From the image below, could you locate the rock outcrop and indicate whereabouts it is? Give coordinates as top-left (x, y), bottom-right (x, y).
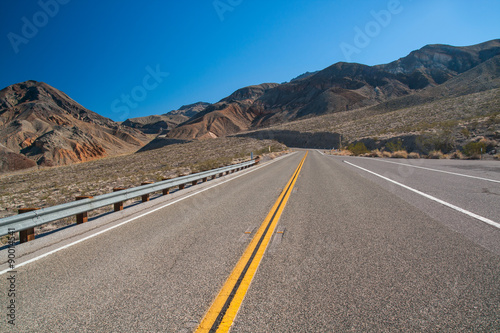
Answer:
top-left (121, 102), bottom-right (210, 134)
top-left (0, 80), bottom-right (149, 171)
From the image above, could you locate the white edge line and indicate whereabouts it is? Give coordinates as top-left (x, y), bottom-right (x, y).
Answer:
top-left (358, 157), bottom-right (500, 184)
top-left (343, 160), bottom-right (500, 230)
top-left (0, 153), bottom-right (297, 276)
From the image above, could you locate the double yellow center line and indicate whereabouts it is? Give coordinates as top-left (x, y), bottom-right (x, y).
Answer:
top-left (196, 151), bottom-right (308, 332)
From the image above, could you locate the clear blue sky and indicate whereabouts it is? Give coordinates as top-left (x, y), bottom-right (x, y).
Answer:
top-left (1, 0), bottom-right (499, 121)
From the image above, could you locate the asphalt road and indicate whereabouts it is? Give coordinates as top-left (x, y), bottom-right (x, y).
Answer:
top-left (1, 150), bottom-right (499, 332)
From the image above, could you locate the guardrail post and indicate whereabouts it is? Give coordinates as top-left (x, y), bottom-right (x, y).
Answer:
top-left (113, 187), bottom-right (126, 211)
top-left (141, 182), bottom-right (154, 202)
top-left (202, 177), bottom-right (208, 183)
top-left (192, 180), bottom-right (198, 186)
top-left (161, 177), bottom-right (171, 195)
top-left (255, 156), bottom-right (261, 165)
top-left (179, 184), bottom-right (185, 190)
top-left (211, 175), bottom-right (217, 180)
top-left (18, 208), bottom-right (39, 243)
top-left (75, 196), bottom-right (93, 224)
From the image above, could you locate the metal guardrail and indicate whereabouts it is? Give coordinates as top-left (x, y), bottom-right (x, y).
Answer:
top-left (0, 159), bottom-right (257, 238)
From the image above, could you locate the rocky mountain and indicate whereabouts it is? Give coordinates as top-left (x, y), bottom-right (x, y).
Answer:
top-left (121, 115), bottom-right (180, 135)
top-left (168, 102), bottom-right (210, 118)
top-left (290, 71), bottom-right (319, 82)
top-left (0, 80), bottom-right (149, 172)
top-left (166, 83), bottom-right (279, 140)
top-left (379, 39), bottom-right (500, 79)
top-left (370, 54), bottom-right (500, 114)
top-left (121, 102), bottom-right (209, 134)
top-left (166, 39), bottom-right (500, 140)
top-left (237, 50), bottom-right (500, 152)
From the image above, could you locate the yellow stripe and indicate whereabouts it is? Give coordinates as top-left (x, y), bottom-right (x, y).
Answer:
top-left (196, 151), bottom-right (308, 332)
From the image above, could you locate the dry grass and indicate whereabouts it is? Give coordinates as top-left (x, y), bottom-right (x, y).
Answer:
top-left (448, 151), bottom-right (465, 159)
top-left (391, 150), bottom-right (408, 159)
top-left (427, 150), bottom-right (446, 159)
top-left (408, 152), bottom-right (420, 159)
top-left (332, 150), bottom-right (353, 156)
top-left (0, 137), bottom-right (287, 238)
top-left (467, 153), bottom-right (482, 160)
top-left (382, 151), bottom-right (392, 158)
top-left (362, 149), bottom-right (383, 158)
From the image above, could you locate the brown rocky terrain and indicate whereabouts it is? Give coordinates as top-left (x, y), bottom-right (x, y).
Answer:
top-left (0, 80), bottom-right (150, 171)
top-left (121, 102), bottom-right (209, 134)
top-left (166, 83), bottom-right (279, 139)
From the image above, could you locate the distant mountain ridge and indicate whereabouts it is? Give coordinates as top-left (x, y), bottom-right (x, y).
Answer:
top-left (161, 39), bottom-right (500, 140)
top-left (0, 80), bottom-right (149, 172)
top-left (168, 102), bottom-right (210, 118)
top-left (121, 102), bottom-right (209, 134)
top-left (165, 83), bottom-right (280, 140)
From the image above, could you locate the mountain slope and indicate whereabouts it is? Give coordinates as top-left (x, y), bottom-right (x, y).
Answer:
top-left (370, 54), bottom-right (500, 113)
top-left (236, 58), bottom-right (500, 152)
top-left (167, 83), bottom-right (279, 139)
top-left (121, 102), bottom-right (209, 134)
top-left (0, 80), bottom-right (149, 170)
top-left (167, 39), bottom-right (500, 140)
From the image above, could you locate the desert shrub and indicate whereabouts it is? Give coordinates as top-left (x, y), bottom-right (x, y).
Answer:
top-left (494, 154), bottom-right (500, 160)
top-left (480, 138), bottom-right (498, 151)
top-left (487, 113), bottom-right (500, 125)
top-left (369, 149), bottom-right (383, 157)
top-left (428, 150), bottom-right (445, 159)
top-left (417, 132), bottom-right (455, 154)
top-left (386, 139), bottom-right (404, 152)
top-left (460, 128), bottom-right (470, 138)
top-left (463, 141), bottom-right (487, 157)
top-left (382, 151), bottom-right (392, 158)
top-left (449, 150), bottom-right (464, 159)
top-left (253, 144), bottom-right (284, 155)
top-left (192, 157), bottom-right (232, 172)
top-left (334, 149), bottom-right (353, 156)
top-left (408, 152), bottom-right (420, 159)
top-left (361, 150), bottom-right (382, 157)
top-left (347, 142), bottom-right (369, 156)
top-left (391, 150), bottom-right (408, 158)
